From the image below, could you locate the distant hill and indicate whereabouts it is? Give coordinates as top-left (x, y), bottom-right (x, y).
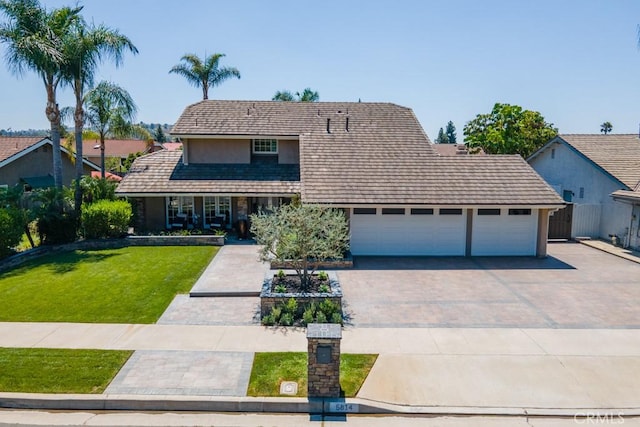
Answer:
top-left (0, 129), bottom-right (49, 137)
top-left (0, 122), bottom-right (174, 138)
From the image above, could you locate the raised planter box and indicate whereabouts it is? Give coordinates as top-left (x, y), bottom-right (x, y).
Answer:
top-left (127, 235), bottom-right (225, 246)
top-left (260, 271), bottom-right (342, 316)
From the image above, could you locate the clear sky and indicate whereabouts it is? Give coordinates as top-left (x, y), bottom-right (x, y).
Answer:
top-left (1, 0), bottom-right (640, 140)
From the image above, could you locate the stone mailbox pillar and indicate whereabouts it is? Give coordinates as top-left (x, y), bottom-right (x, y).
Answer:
top-left (307, 323), bottom-right (342, 397)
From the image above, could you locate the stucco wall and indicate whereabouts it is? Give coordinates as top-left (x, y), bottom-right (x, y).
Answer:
top-left (187, 139), bottom-right (250, 164)
top-left (0, 147), bottom-right (94, 187)
top-left (529, 142), bottom-right (631, 240)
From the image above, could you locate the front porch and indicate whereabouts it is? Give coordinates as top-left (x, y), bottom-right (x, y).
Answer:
top-left (131, 195), bottom-right (293, 234)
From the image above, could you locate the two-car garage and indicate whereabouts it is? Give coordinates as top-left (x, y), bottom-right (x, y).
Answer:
top-left (349, 207), bottom-right (540, 256)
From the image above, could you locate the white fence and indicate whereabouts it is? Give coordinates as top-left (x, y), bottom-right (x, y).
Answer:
top-left (571, 204), bottom-right (601, 238)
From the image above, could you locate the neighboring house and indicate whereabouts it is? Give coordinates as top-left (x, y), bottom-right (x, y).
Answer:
top-left (81, 139), bottom-right (155, 172)
top-left (116, 101), bottom-right (564, 257)
top-left (431, 143), bottom-right (484, 156)
top-left (161, 142), bottom-right (183, 151)
top-left (528, 134), bottom-right (640, 250)
top-left (0, 136), bottom-right (99, 189)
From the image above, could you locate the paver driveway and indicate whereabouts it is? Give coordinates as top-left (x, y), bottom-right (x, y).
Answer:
top-left (339, 243), bottom-right (640, 328)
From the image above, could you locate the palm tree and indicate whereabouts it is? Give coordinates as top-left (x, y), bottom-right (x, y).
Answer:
top-left (169, 53), bottom-right (240, 100)
top-left (61, 19), bottom-right (137, 210)
top-left (83, 81), bottom-right (138, 178)
top-left (272, 90), bottom-right (296, 101)
top-left (600, 121), bottom-right (613, 135)
top-left (0, 0), bottom-right (82, 188)
top-left (272, 87), bottom-right (319, 102)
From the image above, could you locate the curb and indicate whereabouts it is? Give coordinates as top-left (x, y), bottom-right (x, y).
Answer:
top-left (1, 393), bottom-right (640, 417)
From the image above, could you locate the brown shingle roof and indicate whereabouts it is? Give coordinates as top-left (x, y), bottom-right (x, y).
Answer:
top-left (301, 132), bottom-right (562, 205)
top-left (116, 150), bottom-right (300, 195)
top-left (0, 136), bottom-right (47, 163)
top-left (120, 100), bottom-right (564, 206)
top-left (557, 134), bottom-right (640, 189)
top-left (171, 100), bottom-right (436, 144)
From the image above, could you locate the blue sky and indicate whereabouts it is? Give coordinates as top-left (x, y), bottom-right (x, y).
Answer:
top-left (1, 0), bottom-right (640, 140)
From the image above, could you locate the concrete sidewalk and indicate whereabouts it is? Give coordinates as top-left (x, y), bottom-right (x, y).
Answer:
top-left (1, 322), bottom-right (640, 413)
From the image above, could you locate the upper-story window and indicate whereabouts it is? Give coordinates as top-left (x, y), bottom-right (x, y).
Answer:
top-left (252, 139), bottom-right (278, 154)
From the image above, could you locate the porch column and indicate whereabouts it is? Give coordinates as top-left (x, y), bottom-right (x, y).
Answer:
top-left (536, 209), bottom-right (550, 258)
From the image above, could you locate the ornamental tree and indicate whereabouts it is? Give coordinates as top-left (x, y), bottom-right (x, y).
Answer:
top-left (250, 204), bottom-right (349, 290)
top-left (463, 103), bottom-right (558, 158)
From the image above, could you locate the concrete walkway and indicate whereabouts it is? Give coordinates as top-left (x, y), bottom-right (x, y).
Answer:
top-left (1, 322), bottom-right (640, 412)
top-left (188, 245), bottom-right (269, 296)
top-left (579, 238), bottom-right (640, 264)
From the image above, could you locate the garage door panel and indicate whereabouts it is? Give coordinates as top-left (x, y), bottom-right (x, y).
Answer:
top-left (350, 212), bottom-right (466, 256)
top-left (471, 210), bottom-right (538, 256)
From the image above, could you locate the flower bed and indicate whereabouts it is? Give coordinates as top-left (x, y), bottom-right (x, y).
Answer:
top-left (260, 271), bottom-right (342, 319)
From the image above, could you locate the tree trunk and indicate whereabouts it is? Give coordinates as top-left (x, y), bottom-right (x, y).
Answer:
top-left (100, 134), bottom-right (106, 179)
top-left (45, 80), bottom-right (63, 188)
top-left (74, 83), bottom-right (84, 216)
top-left (24, 224), bottom-right (35, 248)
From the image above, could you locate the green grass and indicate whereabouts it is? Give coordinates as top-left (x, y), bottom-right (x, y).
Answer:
top-left (247, 352), bottom-right (377, 397)
top-left (0, 348), bottom-right (132, 393)
top-left (0, 246), bottom-right (218, 323)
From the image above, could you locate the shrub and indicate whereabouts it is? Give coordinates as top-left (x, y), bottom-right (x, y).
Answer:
top-left (284, 298), bottom-right (298, 316)
top-left (319, 284), bottom-right (330, 293)
top-left (315, 311), bottom-right (327, 323)
top-left (280, 312), bottom-right (294, 326)
top-left (302, 307), bottom-right (315, 326)
top-left (271, 307), bottom-right (282, 323)
top-left (331, 312), bottom-right (343, 324)
top-left (0, 206), bottom-right (24, 258)
top-left (79, 176), bottom-right (117, 204)
top-left (274, 284), bottom-right (287, 293)
top-left (82, 200), bottom-right (132, 239)
top-left (261, 314), bottom-right (275, 326)
top-left (34, 187), bottom-right (78, 245)
top-left (317, 271), bottom-right (328, 281)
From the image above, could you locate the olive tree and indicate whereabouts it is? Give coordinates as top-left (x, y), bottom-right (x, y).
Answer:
top-left (250, 204), bottom-right (349, 290)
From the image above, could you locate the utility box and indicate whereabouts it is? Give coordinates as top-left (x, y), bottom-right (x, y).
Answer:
top-left (307, 323), bottom-right (342, 397)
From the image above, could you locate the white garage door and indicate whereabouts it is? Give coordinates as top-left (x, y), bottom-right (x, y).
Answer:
top-left (349, 208), bottom-right (466, 256)
top-left (471, 208), bottom-right (538, 256)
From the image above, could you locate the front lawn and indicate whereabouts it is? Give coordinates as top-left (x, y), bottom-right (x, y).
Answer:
top-left (0, 348), bottom-right (132, 393)
top-left (0, 246), bottom-right (217, 323)
top-left (247, 352), bottom-right (377, 397)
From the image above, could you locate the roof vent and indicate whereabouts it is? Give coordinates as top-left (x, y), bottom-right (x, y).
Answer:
top-left (346, 117), bottom-right (349, 132)
top-left (326, 118), bottom-right (331, 134)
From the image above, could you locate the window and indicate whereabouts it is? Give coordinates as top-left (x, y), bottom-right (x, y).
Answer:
top-left (508, 209), bottom-right (531, 215)
top-left (478, 208), bottom-right (500, 216)
top-left (353, 208), bottom-right (376, 215)
top-left (562, 190), bottom-right (573, 202)
top-left (382, 208), bottom-right (405, 215)
top-left (551, 148), bottom-right (555, 159)
top-left (252, 138), bottom-right (278, 154)
top-left (439, 208), bottom-right (462, 215)
top-left (166, 196), bottom-right (194, 228)
top-left (411, 208), bottom-right (434, 215)
top-left (579, 187), bottom-right (584, 199)
top-left (203, 196), bottom-right (231, 228)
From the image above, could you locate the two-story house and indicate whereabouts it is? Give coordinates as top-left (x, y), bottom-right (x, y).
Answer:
top-left (116, 100), bottom-right (564, 257)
